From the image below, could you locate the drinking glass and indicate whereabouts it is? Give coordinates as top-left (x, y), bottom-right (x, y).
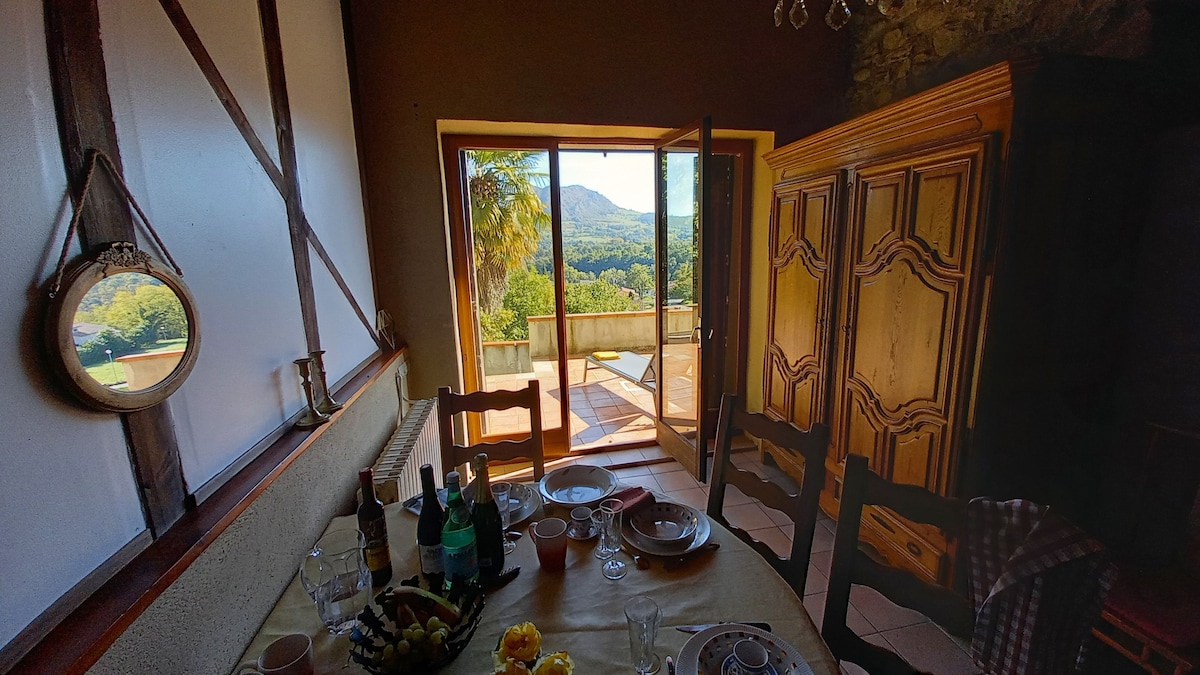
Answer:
top-left (593, 507), bottom-right (613, 560)
top-left (299, 529), bottom-right (370, 634)
top-left (491, 482), bottom-right (517, 554)
top-left (625, 595), bottom-right (662, 674)
top-left (599, 498), bottom-right (626, 580)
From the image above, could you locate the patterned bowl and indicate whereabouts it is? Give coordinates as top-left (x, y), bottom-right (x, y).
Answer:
top-left (630, 502), bottom-right (700, 544)
top-left (677, 624), bottom-right (813, 675)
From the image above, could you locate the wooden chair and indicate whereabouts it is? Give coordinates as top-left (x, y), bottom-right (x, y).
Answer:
top-left (822, 453), bottom-right (974, 675)
top-left (437, 380), bottom-right (545, 481)
top-left (706, 392), bottom-right (830, 598)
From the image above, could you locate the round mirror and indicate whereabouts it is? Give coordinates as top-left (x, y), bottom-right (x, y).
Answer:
top-left (46, 243), bottom-right (200, 412)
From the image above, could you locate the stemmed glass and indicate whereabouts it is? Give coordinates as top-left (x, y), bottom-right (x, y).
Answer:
top-left (491, 482), bottom-right (517, 554)
top-left (599, 498), bottom-right (627, 580)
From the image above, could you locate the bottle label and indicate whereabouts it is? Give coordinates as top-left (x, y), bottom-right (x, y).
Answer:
top-left (364, 543), bottom-right (390, 571)
top-left (443, 542), bottom-right (478, 583)
top-left (419, 543), bottom-right (444, 574)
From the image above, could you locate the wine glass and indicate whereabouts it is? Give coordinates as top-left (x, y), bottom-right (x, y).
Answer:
top-left (599, 498), bottom-right (626, 580)
top-left (491, 482), bottom-right (517, 554)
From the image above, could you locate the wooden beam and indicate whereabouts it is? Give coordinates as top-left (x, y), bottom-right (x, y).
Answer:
top-left (259, 0), bottom-right (320, 351)
top-left (303, 214), bottom-right (382, 348)
top-left (44, 0), bottom-right (132, 249)
top-left (161, 0), bottom-right (379, 350)
top-left (43, 0), bottom-right (186, 536)
top-left (157, 0), bottom-right (287, 195)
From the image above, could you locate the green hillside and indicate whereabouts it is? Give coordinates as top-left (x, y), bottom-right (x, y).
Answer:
top-left (531, 185), bottom-right (693, 278)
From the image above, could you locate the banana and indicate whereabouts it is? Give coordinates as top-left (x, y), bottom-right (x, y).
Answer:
top-left (382, 586), bottom-right (462, 627)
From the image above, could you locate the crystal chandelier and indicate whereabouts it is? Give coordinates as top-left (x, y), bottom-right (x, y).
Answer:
top-left (773, 0), bottom-right (907, 31)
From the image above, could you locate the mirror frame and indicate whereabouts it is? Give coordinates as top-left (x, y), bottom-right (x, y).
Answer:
top-left (46, 242), bottom-right (201, 412)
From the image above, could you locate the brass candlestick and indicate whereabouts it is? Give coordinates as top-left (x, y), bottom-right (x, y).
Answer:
top-left (294, 357), bottom-right (331, 429)
top-left (310, 349), bottom-right (343, 414)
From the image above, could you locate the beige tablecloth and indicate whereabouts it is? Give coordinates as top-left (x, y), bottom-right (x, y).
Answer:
top-left (237, 494), bottom-right (837, 674)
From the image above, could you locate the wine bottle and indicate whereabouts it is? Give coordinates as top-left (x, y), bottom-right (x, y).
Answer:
top-left (357, 467), bottom-right (392, 586)
top-left (470, 453), bottom-right (505, 578)
top-left (441, 470), bottom-right (478, 589)
top-left (416, 463), bottom-right (444, 587)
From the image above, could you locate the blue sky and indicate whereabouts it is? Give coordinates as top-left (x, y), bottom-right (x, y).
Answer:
top-left (535, 151), bottom-right (655, 213)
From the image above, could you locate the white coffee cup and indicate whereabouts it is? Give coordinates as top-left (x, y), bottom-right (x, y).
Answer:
top-left (237, 633), bottom-right (314, 675)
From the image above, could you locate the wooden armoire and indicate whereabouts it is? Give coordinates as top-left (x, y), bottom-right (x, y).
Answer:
top-left (761, 57), bottom-right (1188, 584)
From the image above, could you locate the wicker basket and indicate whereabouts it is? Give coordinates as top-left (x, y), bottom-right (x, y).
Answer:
top-left (349, 577), bottom-right (486, 674)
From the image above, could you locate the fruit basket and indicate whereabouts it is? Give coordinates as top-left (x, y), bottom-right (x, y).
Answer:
top-left (348, 576), bottom-right (485, 674)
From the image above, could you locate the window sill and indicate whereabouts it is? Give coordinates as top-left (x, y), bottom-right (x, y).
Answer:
top-left (9, 348), bottom-right (407, 674)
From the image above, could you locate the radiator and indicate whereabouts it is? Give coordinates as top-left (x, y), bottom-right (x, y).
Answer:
top-left (371, 397), bottom-right (440, 505)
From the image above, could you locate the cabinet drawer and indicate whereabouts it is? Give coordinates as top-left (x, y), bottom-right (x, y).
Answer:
top-left (860, 504), bottom-right (949, 585)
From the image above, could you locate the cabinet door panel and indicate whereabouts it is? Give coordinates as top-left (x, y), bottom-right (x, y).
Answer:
top-left (831, 139), bottom-right (990, 496)
top-left (765, 173), bottom-right (842, 426)
top-left (858, 171), bottom-right (905, 263)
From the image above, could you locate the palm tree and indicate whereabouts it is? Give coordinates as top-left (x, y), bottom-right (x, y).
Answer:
top-left (466, 150), bottom-right (550, 314)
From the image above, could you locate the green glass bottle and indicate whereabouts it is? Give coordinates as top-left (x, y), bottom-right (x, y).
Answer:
top-left (471, 453), bottom-right (505, 578)
top-left (441, 470), bottom-right (478, 589)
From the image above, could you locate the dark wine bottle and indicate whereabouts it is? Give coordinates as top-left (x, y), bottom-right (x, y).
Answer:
top-left (357, 467), bottom-right (392, 586)
top-left (416, 463), bottom-right (444, 588)
top-left (470, 453), bottom-right (505, 578)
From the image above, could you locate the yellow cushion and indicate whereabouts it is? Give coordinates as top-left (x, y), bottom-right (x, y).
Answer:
top-left (592, 351), bottom-right (621, 360)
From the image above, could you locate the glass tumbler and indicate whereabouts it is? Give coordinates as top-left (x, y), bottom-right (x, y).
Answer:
top-left (625, 595), bottom-right (662, 674)
top-left (491, 482), bottom-right (517, 554)
top-left (599, 498), bottom-right (626, 580)
top-left (592, 507), bottom-right (613, 560)
top-left (299, 529), bottom-right (370, 634)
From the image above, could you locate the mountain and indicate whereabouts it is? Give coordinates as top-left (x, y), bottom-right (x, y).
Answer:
top-left (535, 185), bottom-right (654, 234)
top-left (528, 184), bottom-right (693, 278)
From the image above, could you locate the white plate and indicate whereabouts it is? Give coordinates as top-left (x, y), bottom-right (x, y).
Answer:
top-left (623, 505), bottom-right (711, 556)
top-left (501, 482), bottom-right (541, 526)
top-left (676, 624), bottom-right (813, 675)
top-left (538, 465), bottom-right (618, 507)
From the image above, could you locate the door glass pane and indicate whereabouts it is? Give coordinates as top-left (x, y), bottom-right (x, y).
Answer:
top-left (555, 150), bottom-right (657, 450)
top-left (463, 149), bottom-right (560, 435)
top-left (660, 141), bottom-right (700, 439)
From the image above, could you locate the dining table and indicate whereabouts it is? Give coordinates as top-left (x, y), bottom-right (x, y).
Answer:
top-left (236, 482), bottom-right (839, 674)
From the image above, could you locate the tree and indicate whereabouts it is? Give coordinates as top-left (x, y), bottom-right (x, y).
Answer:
top-left (467, 151), bottom-right (550, 314)
top-left (626, 263), bottom-right (654, 309)
top-left (565, 280), bottom-right (636, 314)
top-left (481, 267), bottom-right (554, 341)
top-left (598, 268), bottom-right (627, 288)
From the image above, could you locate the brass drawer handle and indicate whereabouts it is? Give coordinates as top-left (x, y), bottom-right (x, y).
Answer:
top-left (869, 513), bottom-right (895, 534)
top-left (906, 541), bottom-right (922, 557)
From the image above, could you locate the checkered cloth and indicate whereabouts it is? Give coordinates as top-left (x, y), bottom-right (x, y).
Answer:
top-left (966, 498), bottom-right (1116, 675)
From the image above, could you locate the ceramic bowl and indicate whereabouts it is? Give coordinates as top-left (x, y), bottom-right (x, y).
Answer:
top-left (630, 502), bottom-right (700, 544)
top-left (538, 465), bottom-right (618, 507)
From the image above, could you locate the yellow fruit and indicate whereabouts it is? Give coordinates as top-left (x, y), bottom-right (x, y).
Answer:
top-left (498, 622), bottom-right (541, 663)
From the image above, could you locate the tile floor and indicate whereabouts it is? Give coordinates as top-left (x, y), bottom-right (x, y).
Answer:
top-left (543, 447), bottom-right (984, 675)
top-left (484, 356), bottom-right (659, 449)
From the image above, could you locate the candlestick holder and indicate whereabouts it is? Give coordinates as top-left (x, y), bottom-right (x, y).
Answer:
top-left (310, 349), bottom-right (343, 414)
top-left (294, 357), bottom-right (331, 429)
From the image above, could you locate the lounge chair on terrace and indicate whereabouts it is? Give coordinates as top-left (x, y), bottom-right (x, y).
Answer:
top-left (583, 350), bottom-right (656, 391)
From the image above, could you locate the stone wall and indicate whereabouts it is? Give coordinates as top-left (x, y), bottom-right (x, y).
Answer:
top-left (846, 0), bottom-right (1155, 115)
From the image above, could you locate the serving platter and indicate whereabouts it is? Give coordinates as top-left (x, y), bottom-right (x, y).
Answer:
top-left (676, 624), bottom-right (812, 675)
top-left (623, 505), bottom-right (711, 557)
top-left (538, 465), bottom-right (618, 507)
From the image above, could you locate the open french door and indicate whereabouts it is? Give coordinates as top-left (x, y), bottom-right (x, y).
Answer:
top-left (655, 118), bottom-right (714, 481)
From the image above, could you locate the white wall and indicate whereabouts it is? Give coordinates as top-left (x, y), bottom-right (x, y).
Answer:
top-left (0, 0), bottom-right (377, 656)
top-left (0, 0), bottom-right (147, 652)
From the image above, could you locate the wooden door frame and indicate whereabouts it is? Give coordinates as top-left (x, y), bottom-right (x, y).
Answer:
top-left (441, 133), bottom-right (754, 464)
